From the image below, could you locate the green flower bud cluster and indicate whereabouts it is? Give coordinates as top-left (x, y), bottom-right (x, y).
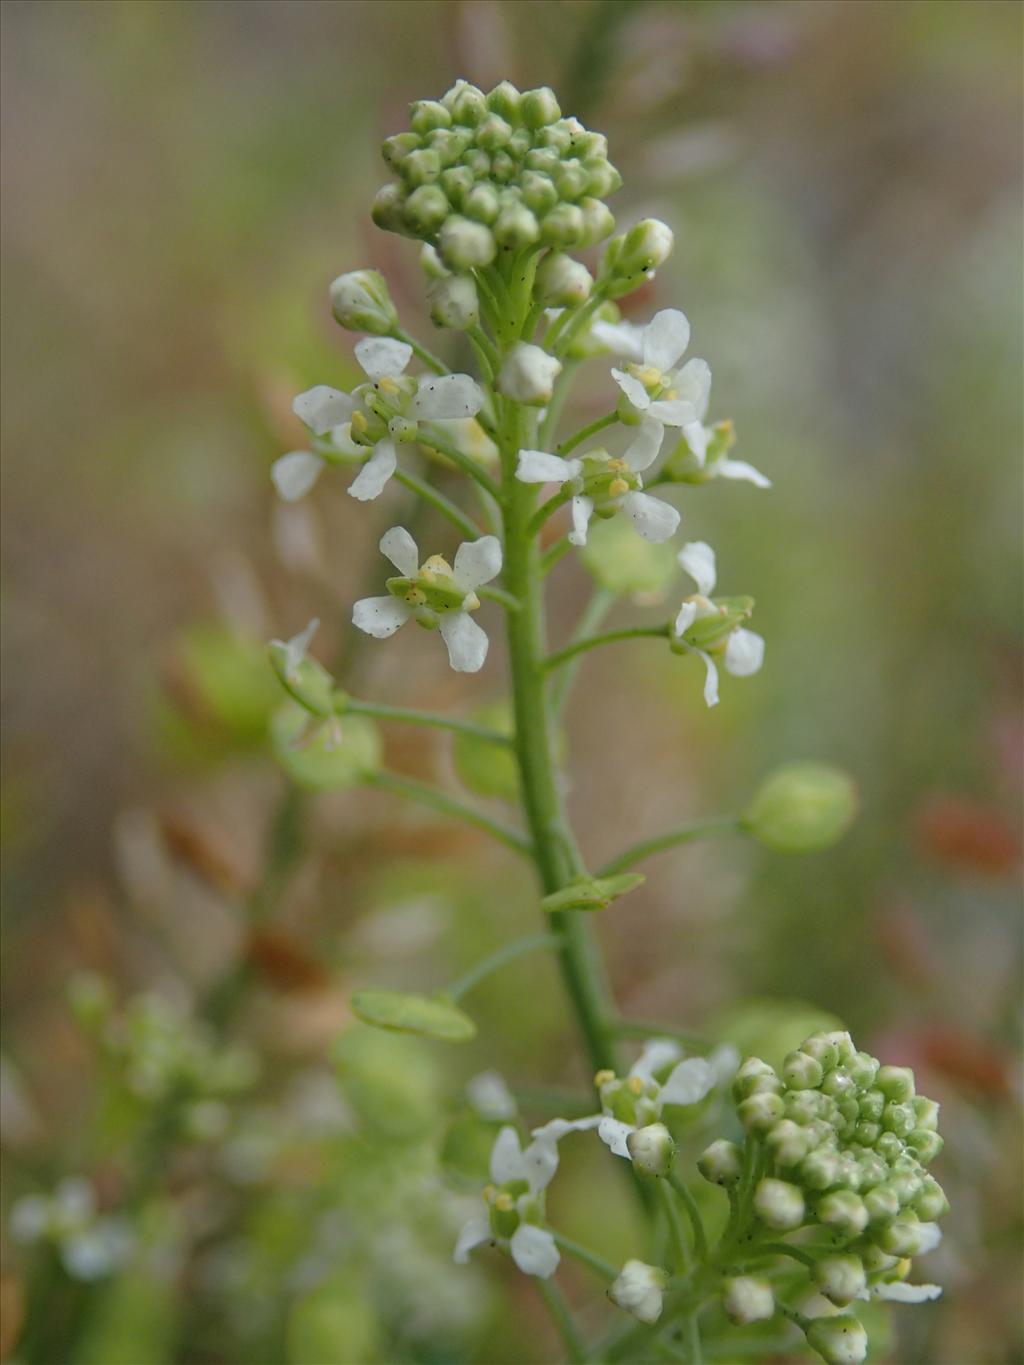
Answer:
top-left (372, 80), bottom-right (620, 265)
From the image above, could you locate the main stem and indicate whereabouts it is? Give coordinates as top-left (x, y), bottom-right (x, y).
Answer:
top-left (500, 403), bottom-right (619, 1079)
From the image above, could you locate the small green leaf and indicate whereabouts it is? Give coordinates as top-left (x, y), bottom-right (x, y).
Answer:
top-left (542, 872), bottom-right (645, 914)
top-left (350, 988), bottom-right (477, 1042)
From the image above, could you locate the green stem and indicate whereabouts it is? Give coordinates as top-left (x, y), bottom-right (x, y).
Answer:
top-left (544, 624), bottom-right (669, 673)
top-left (345, 699), bottom-right (511, 745)
top-left (394, 468), bottom-right (481, 540)
top-left (528, 486), bottom-right (575, 538)
top-left (500, 403), bottom-right (619, 1076)
top-left (552, 1231), bottom-right (619, 1282)
top-left (596, 818), bottom-right (742, 878)
top-left (367, 771), bottom-right (531, 857)
top-left (554, 293), bottom-right (606, 358)
top-left (558, 411), bottom-right (617, 456)
top-left (756, 1241), bottom-right (817, 1270)
top-left (661, 1178), bottom-right (692, 1273)
top-left (477, 583), bottom-right (522, 612)
top-left (394, 326), bottom-right (448, 376)
top-left (447, 932), bottom-right (557, 1002)
top-left (466, 324), bottom-right (498, 385)
top-left (537, 359), bottom-right (580, 449)
top-left (549, 586), bottom-right (616, 719)
top-left (420, 428), bottom-right (502, 501)
top-left (668, 1173), bottom-right (709, 1264)
top-left (541, 537), bottom-right (574, 577)
top-left (535, 1277), bottom-right (588, 1365)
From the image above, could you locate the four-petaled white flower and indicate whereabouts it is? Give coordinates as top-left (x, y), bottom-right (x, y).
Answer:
top-left (352, 527), bottom-right (501, 674)
top-left (594, 309), bottom-right (711, 456)
top-left (454, 1119), bottom-right (597, 1278)
top-left (272, 337), bottom-right (484, 504)
top-left (672, 541), bottom-right (765, 707)
top-left (517, 417), bottom-right (679, 546)
top-left (592, 1038), bottom-right (715, 1159)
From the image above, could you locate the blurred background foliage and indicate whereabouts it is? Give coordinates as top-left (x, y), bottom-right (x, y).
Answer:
top-left (1, 2), bottom-right (1021, 1362)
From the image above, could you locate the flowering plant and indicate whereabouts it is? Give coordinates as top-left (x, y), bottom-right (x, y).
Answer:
top-left (260, 80), bottom-right (946, 1364)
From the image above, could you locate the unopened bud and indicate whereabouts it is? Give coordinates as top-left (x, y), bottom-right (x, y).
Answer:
top-left (601, 218), bottom-right (674, 296)
top-left (329, 270), bottom-right (398, 336)
top-left (876, 1216), bottom-right (942, 1258)
top-left (428, 274), bottom-right (479, 330)
top-left (497, 342), bottom-right (561, 405)
top-left (766, 1119), bottom-right (812, 1167)
top-left (609, 1260), bottom-right (665, 1324)
top-left (783, 1050), bottom-right (825, 1091)
top-left (738, 1092), bottom-right (786, 1133)
top-left (744, 763), bottom-right (858, 853)
top-left (722, 1276), bottom-right (774, 1325)
top-left (626, 1122), bottom-right (675, 1178)
top-left (439, 216), bottom-right (496, 270)
top-left (914, 1178), bottom-right (950, 1222)
top-left (814, 1254), bottom-right (867, 1307)
top-left (521, 86), bottom-right (561, 130)
top-left (816, 1190), bottom-right (869, 1238)
top-left (753, 1178), bottom-right (805, 1230)
top-left (698, 1139), bottom-right (743, 1186)
top-left (732, 1057), bottom-right (783, 1100)
top-left (533, 252), bottom-right (594, 307)
top-left (805, 1316), bottom-right (869, 1365)
top-left (876, 1066), bottom-right (915, 1103)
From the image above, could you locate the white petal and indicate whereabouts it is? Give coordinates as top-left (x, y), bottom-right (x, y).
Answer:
top-left (914, 1223), bottom-right (943, 1255)
top-left (520, 1134), bottom-right (560, 1194)
top-left (874, 1282), bottom-right (943, 1303)
top-left (292, 386), bottom-right (354, 436)
top-left (532, 1115), bottom-right (603, 1143)
top-left (715, 458), bottom-right (772, 489)
top-left (648, 398), bottom-right (699, 428)
top-left (709, 1043), bottom-right (741, 1085)
top-left (698, 650), bottom-right (720, 707)
top-left (281, 618), bottom-right (319, 677)
top-left (678, 541), bottom-right (717, 596)
top-left (439, 611), bottom-right (489, 673)
top-left (642, 309), bottom-right (690, 373)
top-left (348, 440), bottom-right (397, 502)
top-left (352, 596), bottom-right (411, 639)
top-left (623, 417), bottom-right (665, 474)
top-left (682, 421), bottom-right (708, 466)
top-left (355, 336), bottom-right (412, 381)
top-left (590, 319), bottom-right (645, 360)
top-left (454, 1216), bottom-right (492, 1265)
top-left (598, 1116), bottom-right (635, 1159)
top-left (413, 373), bottom-right (484, 419)
top-left (509, 1224), bottom-right (559, 1279)
top-left (453, 535), bottom-right (502, 589)
top-left (724, 628), bottom-right (764, 678)
top-left (272, 451), bottom-right (324, 502)
top-left (660, 1058), bottom-right (715, 1108)
top-left (489, 1126), bottom-right (527, 1186)
top-left (621, 491), bottom-right (680, 543)
top-left (674, 601), bottom-right (698, 636)
top-left (673, 358), bottom-right (711, 419)
top-left (630, 1038), bottom-right (682, 1084)
top-left (466, 1071), bottom-right (517, 1121)
top-left (568, 495), bottom-right (594, 547)
top-left (378, 526), bottom-right (419, 576)
top-left (516, 449), bottom-right (577, 485)
top-left (328, 421), bottom-right (364, 458)
top-left (611, 368), bottom-right (651, 410)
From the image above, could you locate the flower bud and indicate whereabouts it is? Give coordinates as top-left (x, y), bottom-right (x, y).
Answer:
top-left (497, 342), bottom-right (561, 405)
top-left (876, 1066), bottom-right (915, 1103)
top-left (816, 1190), bottom-right (869, 1238)
top-left (864, 1183), bottom-right (901, 1225)
top-left (876, 1216), bottom-right (941, 1258)
top-left (486, 81), bottom-right (521, 123)
top-left (801, 1148), bottom-right (842, 1192)
top-left (626, 1122), bottom-right (675, 1178)
top-left (601, 219), bottom-right (674, 295)
top-left (914, 1178), bottom-right (950, 1222)
top-left (609, 1260), bottom-right (666, 1324)
top-left (438, 216), bottom-right (496, 270)
top-left (804, 1316), bottom-right (869, 1365)
top-left (783, 1050), bottom-right (825, 1091)
top-left (539, 203), bottom-right (586, 248)
top-left (732, 1056), bottom-right (783, 1100)
top-left (521, 86), bottom-right (561, 129)
top-left (698, 1139), bottom-right (743, 1186)
top-left (744, 763), bottom-right (858, 853)
top-left (428, 274), bottom-right (479, 330)
top-left (493, 203), bottom-right (540, 249)
top-left (329, 270), bottom-right (398, 336)
top-left (738, 1092), bottom-right (786, 1133)
top-left (753, 1178), bottom-right (805, 1231)
top-left (722, 1276), bottom-right (774, 1325)
top-left (766, 1119), bottom-right (812, 1167)
top-left (814, 1254), bottom-right (867, 1307)
top-left (533, 252), bottom-right (594, 307)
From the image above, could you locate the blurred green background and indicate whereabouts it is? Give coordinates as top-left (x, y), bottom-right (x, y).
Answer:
top-left (1, 2), bottom-right (1021, 1362)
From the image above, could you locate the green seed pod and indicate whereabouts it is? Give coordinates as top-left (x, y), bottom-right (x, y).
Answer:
top-left (486, 81), bottom-right (521, 123)
top-left (439, 216), bottom-right (496, 270)
top-left (814, 1254), bottom-right (867, 1307)
top-left (753, 1178), bottom-right (805, 1231)
top-left (521, 86), bottom-right (561, 129)
top-left (539, 203), bottom-right (586, 248)
top-left (722, 1276), bottom-right (774, 1326)
top-left (697, 1138), bottom-right (744, 1186)
top-left (493, 203), bottom-right (540, 249)
top-left (402, 148), bottom-right (441, 188)
top-left (410, 99), bottom-right (451, 135)
top-left (816, 1190), bottom-right (869, 1238)
top-left (876, 1066), bottom-right (916, 1103)
top-left (805, 1316), bottom-right (868, 1365)
top-left (403, 184), bottom-right (450, 235)
top-left (783, 1050), bottom-right (824, 1091)
top-left (743, 762), bottom-right (858, 853)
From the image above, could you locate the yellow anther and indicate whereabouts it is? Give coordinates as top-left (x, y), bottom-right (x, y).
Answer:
top-left (628, 1076), bottom-right (645, 1096)
top-left (594, 1069), bottom-right (615, 1088)
top-left (494, 1193), bottom-right (514, 1213)
top-left (608, 476), bottom-right (628, 498)
top-left (378, 376), bottom-right (400, 396)
top-left (351, 410), bottom-right (369, 434)
top-left (463, 591), bottom-right (480, 612)
top-left (421, 553), bottom-right (452, 579)
top-left (482, 1184), bottom-right (497, 1203)
top-left (628, 364), bottom-right (662, 389)
top-left (894, 1258), bottom-right (911, 1280)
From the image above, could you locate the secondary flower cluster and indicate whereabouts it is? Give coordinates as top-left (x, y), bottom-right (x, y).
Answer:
top-left (372, 80), bottom-right (621, 264)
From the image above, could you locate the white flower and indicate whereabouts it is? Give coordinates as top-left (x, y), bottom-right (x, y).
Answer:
top-left (271, 618), bottom-right (319, 681)
top-left (497, 343), bottom-right (562, 406)
top-left (454, 1119), bottom-right (597, 1278)
top-left (594, 1038), bottom-right (715, 1159)
top-left (609, 1260), bottom-right (666, 1324)
top-left (466, 1071), bottom-right (517, 1121)
top-left (352, 527), bottom-right (502, 673)
top-left (597, 309), bottom-right (710, 452)
top-left (273, 340), bottom-right (484, 504)
top-left (516, 417), bottom-right (679, 547)
top-left (672, 541), bottom-right (764, 707)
